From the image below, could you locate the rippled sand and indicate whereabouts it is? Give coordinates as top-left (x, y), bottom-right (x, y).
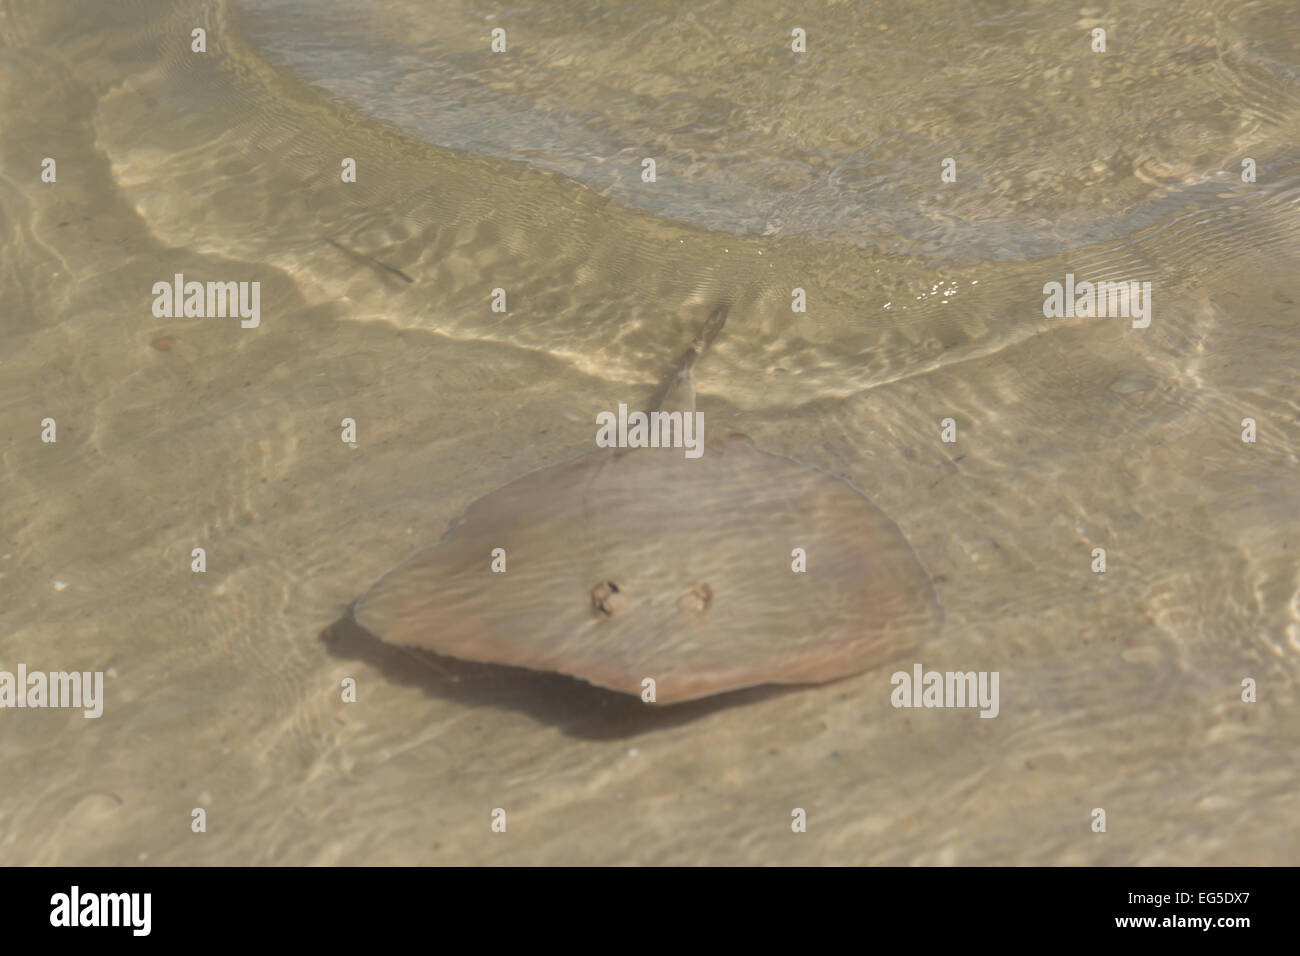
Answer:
top-left (1, 0), bottom-right (1298, 864)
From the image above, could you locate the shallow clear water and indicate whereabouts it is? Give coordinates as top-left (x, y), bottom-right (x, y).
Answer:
top-left (1, 0), bottom-right (1298, 864)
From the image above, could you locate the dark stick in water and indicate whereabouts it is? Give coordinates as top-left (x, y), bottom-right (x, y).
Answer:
top-left (323, 236), bottom-right (415, 285)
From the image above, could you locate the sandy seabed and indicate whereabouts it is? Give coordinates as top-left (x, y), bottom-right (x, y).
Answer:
top-left (1, 0), bottom-right (1298, 865)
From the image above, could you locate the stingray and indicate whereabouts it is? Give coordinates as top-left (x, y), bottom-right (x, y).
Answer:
top-left (354, 305), bottom-right (944, 703)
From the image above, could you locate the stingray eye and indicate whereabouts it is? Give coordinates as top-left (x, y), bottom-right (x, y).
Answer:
top-left (591, 581), bottom-right (625, 617)
top-left (677, 582), bottom-right (713, 615)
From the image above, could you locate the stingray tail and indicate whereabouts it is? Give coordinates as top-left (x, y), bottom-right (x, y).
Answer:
top-left (653, 303), bottom-right (729, 414)
top-left (679, 303), bottom-right (729, 374)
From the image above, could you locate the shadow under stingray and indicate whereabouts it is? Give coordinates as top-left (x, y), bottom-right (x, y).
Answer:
top-left (321, 610), bottom-right (809, 740)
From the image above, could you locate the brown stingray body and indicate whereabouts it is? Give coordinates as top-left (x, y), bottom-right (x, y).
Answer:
top-left (355, 306), bottom-right (943, 703)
